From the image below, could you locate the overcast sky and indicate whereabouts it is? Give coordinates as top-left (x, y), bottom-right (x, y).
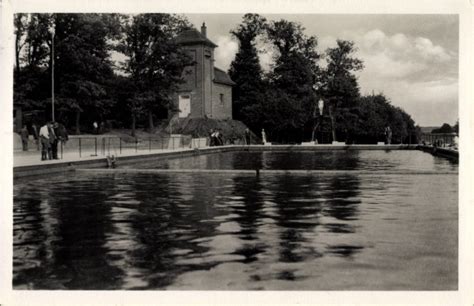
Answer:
top-left (184, 14), bottom-right (458, 127)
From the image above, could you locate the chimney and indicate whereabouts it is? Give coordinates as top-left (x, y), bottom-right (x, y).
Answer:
top-left (201, 22), bottom-right (207, 37)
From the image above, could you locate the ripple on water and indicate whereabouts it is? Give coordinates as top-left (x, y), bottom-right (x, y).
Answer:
top-left (13, 151), bottom-right (458, 290)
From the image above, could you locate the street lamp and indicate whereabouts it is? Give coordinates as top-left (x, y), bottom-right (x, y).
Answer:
top-left (49, 24), bottom-right (55, 122)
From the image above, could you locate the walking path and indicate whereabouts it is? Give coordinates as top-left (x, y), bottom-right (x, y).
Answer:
top-left (13, 147), bottom-right (196, 167)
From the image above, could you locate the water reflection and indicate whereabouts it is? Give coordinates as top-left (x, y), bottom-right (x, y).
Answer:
top-left (140, 150), bottom-right (458, 172)
top-left (126, 174), bottom-right (226, 288)
top-left (228, 176), bottom-right (267, 263)
top-left (13, 150), bottom-right (458, 290)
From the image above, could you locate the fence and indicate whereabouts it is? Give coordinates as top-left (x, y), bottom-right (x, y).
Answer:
top-left (15, 135), bottom-right (214, 159)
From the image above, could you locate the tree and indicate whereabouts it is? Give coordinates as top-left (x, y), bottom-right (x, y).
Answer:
top-left (265, 19), bottom-right (320, 142)
top-left (347, 93), bottom-right (417, 144)
top-left (432, 123), bottom-right (453, 134)
top-left (52, 13), bottom-right (120, 133)
top-left (320, 40), bottom-right (363, 142)
top-left (14, 13), bottom-right (28, 73)
top-left (117, 14), bottom-right (193, 134)
top-left (453, 120), bottom-right (459, 134)
top-left (228, 14), bottom-right (267, 132)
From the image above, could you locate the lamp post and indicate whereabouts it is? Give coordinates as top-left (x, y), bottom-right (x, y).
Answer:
top-left (49, 25), bottom-right (55, 122)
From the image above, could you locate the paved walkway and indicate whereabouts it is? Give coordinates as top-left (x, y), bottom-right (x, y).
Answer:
top-left (13, 147), bottom-right (198, 167)
top-left (13, 133), bottom-right (199, 167)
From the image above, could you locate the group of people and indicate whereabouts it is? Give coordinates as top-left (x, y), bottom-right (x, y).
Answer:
top-left (37, 122), bottom-right (69, 161)
top-left (209, 129), bottom-right (224, 146)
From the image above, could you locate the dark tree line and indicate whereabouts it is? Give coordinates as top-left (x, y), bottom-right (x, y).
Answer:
top-left (229, 14), bottom-right (419, 144)
top-left (14, 13), bottom-right (191, 135)
top-left (14, 13), bottom-right (419, 143)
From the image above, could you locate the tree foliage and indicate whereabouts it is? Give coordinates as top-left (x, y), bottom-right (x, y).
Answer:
top-left (432, 123), bottom-right (453, 134)
top-left (320, 40), bottom-right (363, 142)
top-left (228, 14), bottom-right (267, 132)
top-left (117, 14), bottom-right (193, 133)
top-left (263, 19), bottom-right (320, 142)
top-left (14, 13), bottom-right (422, 143)
top-left (13, 13), bottom-right (120, 133)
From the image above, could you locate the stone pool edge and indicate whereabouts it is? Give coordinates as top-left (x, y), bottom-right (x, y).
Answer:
top-left (13, 144), bottom-right (424, 179)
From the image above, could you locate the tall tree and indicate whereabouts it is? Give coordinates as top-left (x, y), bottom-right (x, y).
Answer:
top-left (117, 14), bottom-right (192, 134)
top-left (14, 13), bottom-right (28, 73)
top-left (320, 40), bottom-right (363, 142)
top-left (53, 14), bottom-right (120, 133)
top-left (228, 14), bottom-right (267, 132)
top-left (265, 19), bottom-right (320, 142)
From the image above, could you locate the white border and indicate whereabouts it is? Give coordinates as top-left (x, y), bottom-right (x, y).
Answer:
top-left (1, 0), bottom-right (473, 305)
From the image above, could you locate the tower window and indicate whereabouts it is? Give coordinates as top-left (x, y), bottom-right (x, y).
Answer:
top-left (219, 93), bottom-right (224, 104)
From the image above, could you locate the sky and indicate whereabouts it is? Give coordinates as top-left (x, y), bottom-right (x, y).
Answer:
top-left (184, 14), bottom-right (458, 127)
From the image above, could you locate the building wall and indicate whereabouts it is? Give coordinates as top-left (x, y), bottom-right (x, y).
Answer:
top-left (203, 46), bottom-right (214, 118)
top-left (175, 44), bottom-right (216, 118)
top-left (176, 44), bottom-right (202, 118)
top-left (174, 42), bottom-right (232, 120)
top-left (211, 83), bottom-right (232, 119)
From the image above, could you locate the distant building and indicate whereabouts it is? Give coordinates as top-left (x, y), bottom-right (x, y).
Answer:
top-left (174, 23), bottom-right (235, 120)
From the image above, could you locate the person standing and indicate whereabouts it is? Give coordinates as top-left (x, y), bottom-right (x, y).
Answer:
top-left (216, 129), bottom-right (224, 146)
top-left (53, 122), bottom-right (68, 159)
top-left (48, 122), bottom-right (58, 159)
top-left (39, 123), bottom-right (51, 160)
top-left (384, 126), bottom-right (392, 145)
top-left (209, 129), bottom-right (215, 147)
top-left (93, 121), bottom-right (99, 134)
top-left (244, 128), bottom-right (251, 145)
top-left (31, 123), bottom-right (40, 150)
top-left (20, 125), bottom-right (29, 151)
top-left (261, 129), bottom-right (267, 145)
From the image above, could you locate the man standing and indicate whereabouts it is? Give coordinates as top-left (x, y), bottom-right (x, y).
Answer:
top-left (31, 123), bottom-right (40, 150)
top-left (20, 125), bottom-right (29, 151)
top-left (244, 128), bottom-right (251, 145)
top-left (39, 123), bottom-right (50, 160)
top-left (49, 122), bottom-right (58, 159)
top-left (54, 122), bottom-right (69, 159)
top-left (384, 126), bottom-right (392, 145)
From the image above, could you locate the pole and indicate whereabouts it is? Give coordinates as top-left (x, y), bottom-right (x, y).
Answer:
top-left (79, 138), bottom-right (82, 157)
top-left (51, 30), bottom-right (55, 122)
top-left (119, 137), bottom-right (122, 154)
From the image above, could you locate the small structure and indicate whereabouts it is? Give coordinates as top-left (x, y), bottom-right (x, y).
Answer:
top-left (173, 23), bottom-right (235, 120)
top-left (420, 132), bottom-right (457, 147)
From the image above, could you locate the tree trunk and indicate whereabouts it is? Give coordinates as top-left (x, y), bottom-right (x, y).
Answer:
top-left (131, 114), bottom-right (136, 137)
top-left (148, 111), bottom-right (154, 131)
top-left (328, 105), bottom-right (336, 142)
top-left (75, 111), bottom-right (81, 135)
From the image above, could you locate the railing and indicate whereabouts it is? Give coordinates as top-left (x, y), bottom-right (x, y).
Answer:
top-left (15, 135), bottom-right (215, 160)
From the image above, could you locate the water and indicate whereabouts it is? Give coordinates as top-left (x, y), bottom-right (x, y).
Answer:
top-left (129, 150), bottom-right (458, 171)
top-left (13, 150), bottom-right (458, 290)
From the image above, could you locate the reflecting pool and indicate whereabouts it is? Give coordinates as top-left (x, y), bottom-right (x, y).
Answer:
top-left (13, 150), bottom-right (458, 290)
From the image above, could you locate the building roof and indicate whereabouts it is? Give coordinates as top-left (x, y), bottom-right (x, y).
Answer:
top-left (175, 29), bottom-right (218, 48)
top-left (213, 67), bottom-right (235, 86)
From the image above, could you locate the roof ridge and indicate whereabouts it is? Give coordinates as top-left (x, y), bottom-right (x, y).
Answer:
top-left (175, 28), bottom-right (217, 47)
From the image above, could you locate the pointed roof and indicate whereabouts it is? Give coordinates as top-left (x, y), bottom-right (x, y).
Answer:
top-left (175, 29), bottom-right (218, 48)
top-left (213, 67), bottom-right (235, 86)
